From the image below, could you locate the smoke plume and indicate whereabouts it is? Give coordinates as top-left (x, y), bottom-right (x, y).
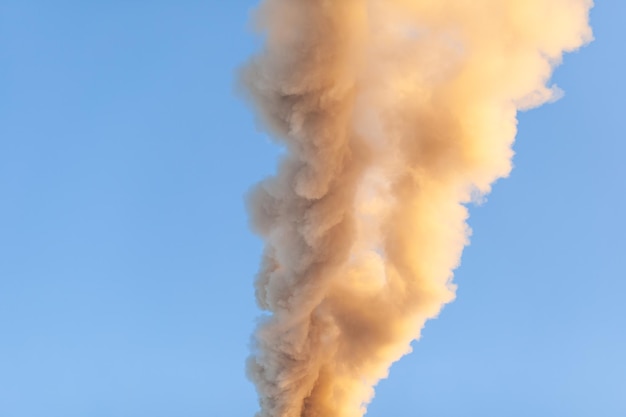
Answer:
top-left (242, 1), bottom-right (592, 416)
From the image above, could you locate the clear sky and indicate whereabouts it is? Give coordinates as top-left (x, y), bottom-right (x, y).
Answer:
top-left (0, 1), bottom-right (624, 417)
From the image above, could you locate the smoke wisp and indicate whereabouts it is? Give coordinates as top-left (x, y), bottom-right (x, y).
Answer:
top-left (242, 1), bottom-right (593, 416)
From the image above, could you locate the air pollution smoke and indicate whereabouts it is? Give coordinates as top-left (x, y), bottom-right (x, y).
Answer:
top-left (241, 1), bottom-right (592, 416)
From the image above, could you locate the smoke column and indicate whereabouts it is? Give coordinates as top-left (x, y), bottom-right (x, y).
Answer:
top-left (242, 1), bottom-right (592, 416)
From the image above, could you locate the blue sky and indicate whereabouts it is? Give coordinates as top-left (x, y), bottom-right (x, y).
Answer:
top-left (0, 1), bottom-right (624, 416)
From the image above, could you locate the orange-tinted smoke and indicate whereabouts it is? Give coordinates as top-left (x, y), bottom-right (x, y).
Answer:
top-left (242, 1), bottom-right (592, 416)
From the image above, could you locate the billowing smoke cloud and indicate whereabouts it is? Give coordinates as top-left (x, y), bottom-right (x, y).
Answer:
top-left (241, 1), bottom-right (593, 416)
